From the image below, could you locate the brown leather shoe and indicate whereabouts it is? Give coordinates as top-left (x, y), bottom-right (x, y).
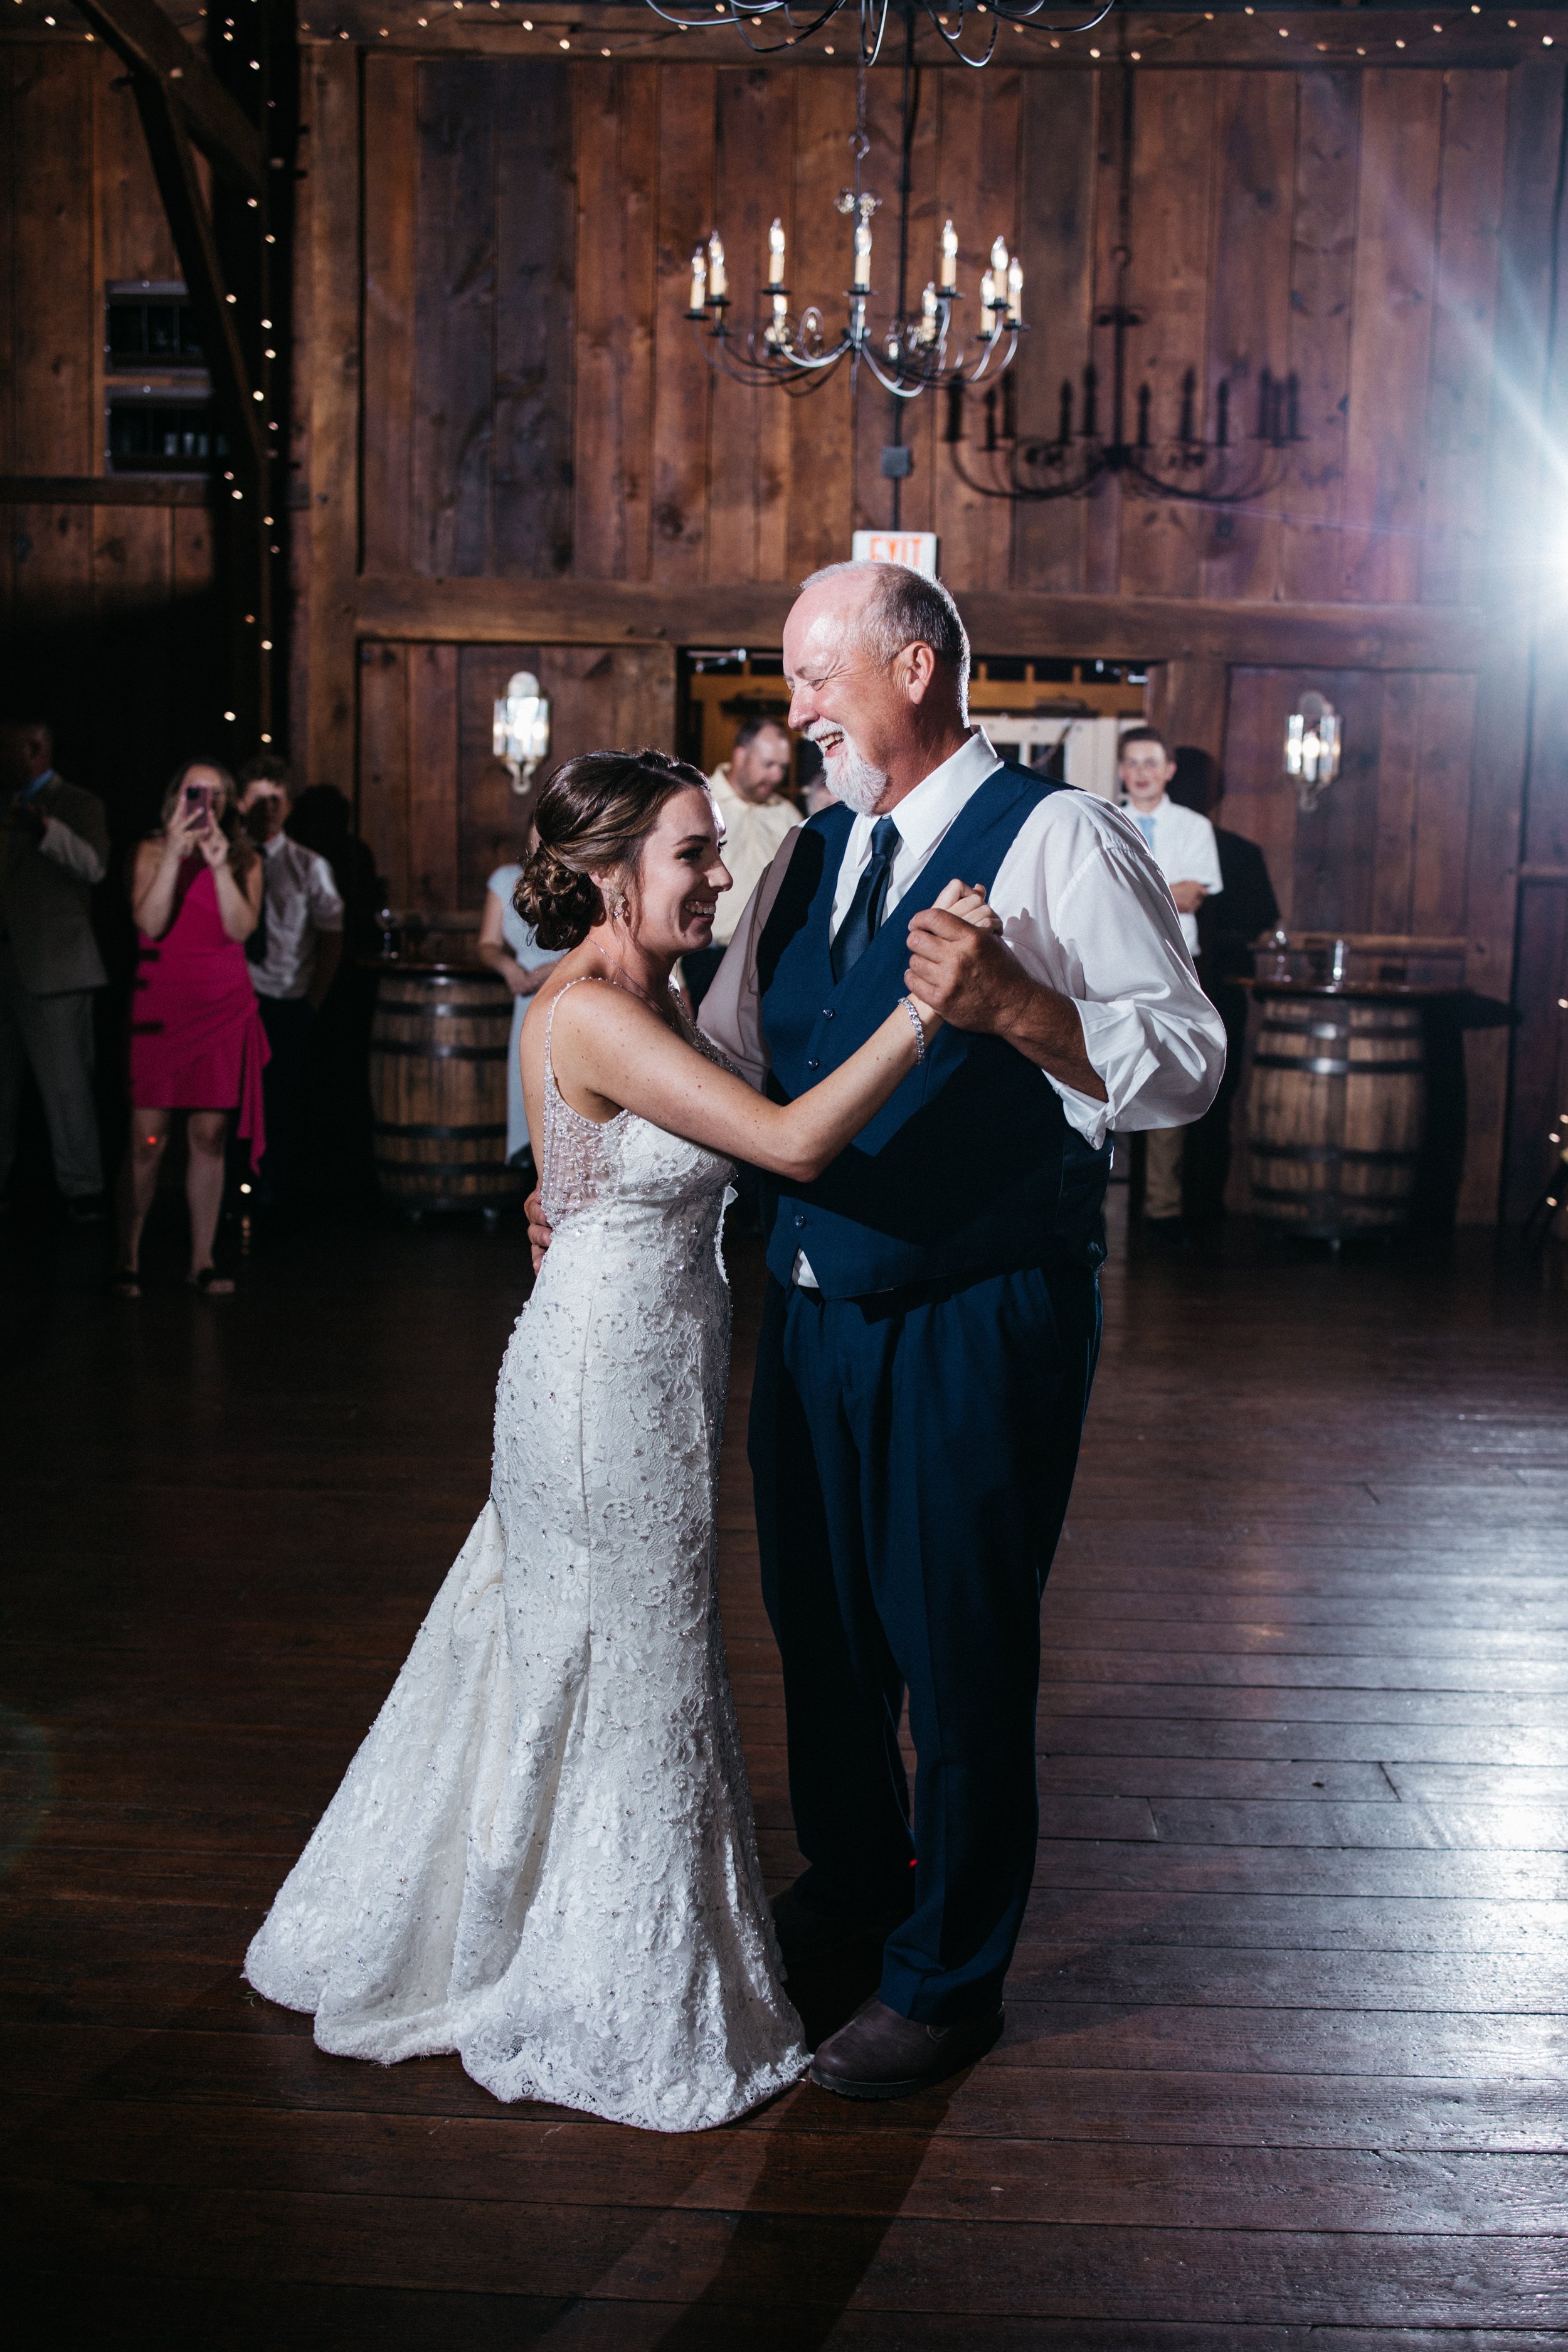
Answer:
top-left (809, 1996), bottom-right (1004, 2100)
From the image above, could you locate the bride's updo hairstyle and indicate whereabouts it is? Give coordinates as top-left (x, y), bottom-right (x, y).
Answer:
top-left (516, 748), bottom-right (711, 951)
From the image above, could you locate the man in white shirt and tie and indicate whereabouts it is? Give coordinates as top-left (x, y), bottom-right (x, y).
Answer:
top-left (698, 561), bottom-right (1223, 2100)
top-left (1115, 725), bottom-right (1223, 1241)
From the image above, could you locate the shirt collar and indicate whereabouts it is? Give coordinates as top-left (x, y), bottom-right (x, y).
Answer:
top-left (711, 763), bottom-right (785, 818)
top-left (1123, 792), bottom-right (1168, 823)
top-left (849, 729), bottom-right (1001, 860)
top-left (19, 768), bottom-right (55, 802)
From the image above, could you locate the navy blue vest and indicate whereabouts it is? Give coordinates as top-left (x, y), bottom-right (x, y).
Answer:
top-left (756, 762), bottom-right (1112, 1296)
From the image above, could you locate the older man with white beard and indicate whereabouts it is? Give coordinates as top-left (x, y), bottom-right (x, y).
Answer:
top-left (699, 561), bottom-right (1224, 2100)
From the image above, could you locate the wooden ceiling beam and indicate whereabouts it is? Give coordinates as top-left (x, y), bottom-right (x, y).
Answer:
top-left (354, 574), bottom-right (1493, 673)
top-left (71, 0), bottom-right (265, 197)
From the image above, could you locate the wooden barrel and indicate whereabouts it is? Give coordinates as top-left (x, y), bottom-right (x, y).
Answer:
top-left (369, 965), bottom-right (521, 1216)
top-left (1246, 991), bottom-right (1427, 1239)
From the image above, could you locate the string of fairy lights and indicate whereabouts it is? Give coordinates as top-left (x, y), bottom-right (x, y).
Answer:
top-left (9, 1), bottom-right (1565, 65)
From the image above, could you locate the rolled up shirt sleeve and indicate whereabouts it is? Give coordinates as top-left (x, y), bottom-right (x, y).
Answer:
top-left (993, 795), bottom-right (1227, 1150)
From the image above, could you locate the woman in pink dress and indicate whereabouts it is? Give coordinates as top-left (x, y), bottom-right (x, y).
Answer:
top-left (114, 761), bottom-right (268, 1296)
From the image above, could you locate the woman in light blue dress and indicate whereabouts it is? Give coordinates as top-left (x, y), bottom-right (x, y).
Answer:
top-left (476, 856), bottom-right (563, 1165)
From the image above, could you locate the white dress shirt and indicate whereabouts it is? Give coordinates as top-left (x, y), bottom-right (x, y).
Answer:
top-left (249, 834), bottom-right (345, 1001)
top-left (701, 729), bottom-right (1226, 1162)
top-left (1120, 792), bottom-right (1222, 955)
top-left (707, 764), bottom-right (803, 948)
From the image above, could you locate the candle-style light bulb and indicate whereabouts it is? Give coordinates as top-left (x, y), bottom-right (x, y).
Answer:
top-left (689, 244), bottom-right (707, 312)
top-left (920, 280), bottom-right (939, 344)
top-left (707, 231), bottom-right (726, 301)
top-left (940, 218), bottom-right (958, 292)
top-left (768, 216), bottom-right (786, 288)
top-left (1006, 253), bottom-right (1023, 324)
top-left (990, 235), bottom-right (1009, 285)
top-left (854, 215), bottom-right (872, 291)
top-left (980, 267), bottom-right (997, 320)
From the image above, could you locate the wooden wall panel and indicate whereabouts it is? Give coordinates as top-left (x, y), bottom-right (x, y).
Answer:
top-left (930, 68), bottom-right (1021, 591)
top-left (407, 642), bottom-right (461, 909)
top-left (11, 46), bottom-right (95, 479)
top-left (1421, 72), bottom-right (1509, 606)
top-left (706, 68), bottom-right (795, 584)
top-left (494, 61), bottom-right (576, 580)
top-left (1010, 63), bottom-right (1094, 595)
top-left (783, 70), bottom-right (857, 582)
top-left (572, 64), bottom-right (658, 581)
top-left (358, 640), bottom-right (413, 904)
top-left (357, 639), bottom-right (677, 914)
top-left (413, 60), bottom-right (499, 578)
top-left (1337, 71), bottom-right (1443, 604)
top-left (1116, 67), bottom-right (1216, 602)
top-left (1199, 72), bottom-right (1297, 605)
top-left (649, 66), bottom-right (716, 586)
top-left (1505, 884), bottom-right (1568, 1219)
top-left (1221, 665), bottom-right (1478, 946)
top-left (1279, 70), bottom-right (1360, 605)
top-left (362, 56), bottom-right (418, 576)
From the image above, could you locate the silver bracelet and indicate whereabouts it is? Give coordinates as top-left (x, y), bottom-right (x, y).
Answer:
top-left (902, 993), bottom-right (928, 1065)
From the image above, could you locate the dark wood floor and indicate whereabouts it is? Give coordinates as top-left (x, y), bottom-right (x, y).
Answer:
top-left (3, 1190), bottom-right (1567, 2348)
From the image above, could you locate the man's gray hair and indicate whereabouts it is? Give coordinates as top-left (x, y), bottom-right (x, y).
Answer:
top-left (798, 561), bottom-right (971, 709)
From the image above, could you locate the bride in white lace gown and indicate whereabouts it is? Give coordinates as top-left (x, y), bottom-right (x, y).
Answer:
top-left (245, 750), bottom-right (953, 2132)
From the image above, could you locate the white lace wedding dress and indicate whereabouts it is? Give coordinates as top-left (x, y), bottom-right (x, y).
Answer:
top-left (245, 978), bottom-right (807, 2131)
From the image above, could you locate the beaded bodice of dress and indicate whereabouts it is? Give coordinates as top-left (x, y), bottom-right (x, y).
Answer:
top-left (538, 973), bottom-right (737, 1231)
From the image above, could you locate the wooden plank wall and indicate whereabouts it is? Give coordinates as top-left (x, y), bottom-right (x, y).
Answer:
top-left (354, 57), bottom-right (1516, 610)
top-left (0, 43), bottom-right (221, 820)
top-left (358, 639), bottom-right (676, 909)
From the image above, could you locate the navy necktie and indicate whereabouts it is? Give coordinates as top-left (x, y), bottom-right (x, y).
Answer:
top-left (830, 817), bottom-right (901, 982)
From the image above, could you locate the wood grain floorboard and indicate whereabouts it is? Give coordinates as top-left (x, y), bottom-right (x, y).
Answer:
top-left (4, 1199), bottom-right (1566, 2343)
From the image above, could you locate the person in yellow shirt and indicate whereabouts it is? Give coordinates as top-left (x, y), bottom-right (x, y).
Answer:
top-left (683, 717), bottom-right (802, 1010)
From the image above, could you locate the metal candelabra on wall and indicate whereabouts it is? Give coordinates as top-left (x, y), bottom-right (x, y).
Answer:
top-left (944, 63), bottom-right (1305, 507)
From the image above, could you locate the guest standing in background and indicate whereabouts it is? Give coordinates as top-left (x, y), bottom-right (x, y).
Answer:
top-left (236, 755), bottom-right (345, 1211)
top-left (114, 763), bottom-right (267, 1298)
top-left (1187, 761), bottom-right (1280, 1230)
top-left (477, 842), bottom-right (563, 1174)
top-left (286, 785), bottom-right (382, 1204)
top-left (682, 717), bottom-right (802, 1012)
top-left (1116, 726), bottom-right (1222, 1247)
top-left (0, 718), bottom-right (111, 1222)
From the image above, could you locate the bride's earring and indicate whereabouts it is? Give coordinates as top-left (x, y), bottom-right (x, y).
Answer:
top-left (611, 894), bottom-right (632, 924)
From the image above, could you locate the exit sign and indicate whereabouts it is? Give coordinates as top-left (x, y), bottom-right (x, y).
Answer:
top-left (851, 530), bottom-right (940, 578)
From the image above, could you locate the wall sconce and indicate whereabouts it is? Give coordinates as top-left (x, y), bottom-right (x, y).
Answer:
top-left (492, 670), bottom-right (551, 794)
top-left (1285, 691), bottom-right (1341, 815)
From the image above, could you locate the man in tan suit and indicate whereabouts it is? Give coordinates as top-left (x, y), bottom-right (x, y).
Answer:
top-left (0, 720), bottom-right (110, 1218)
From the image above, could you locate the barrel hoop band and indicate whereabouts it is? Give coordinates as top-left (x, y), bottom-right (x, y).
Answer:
top-left (1250, 1181), bottom-right (1403, 1208)
top-left (1253, 1054), bottom-right (1423, 1077)
top-left (373, 1121), bottom-right (509, 1141)
top-left (371, 1041), bottom-right (507, 1062)
top-left (378, 999), bottom-right (510, 1020)
top-left (1249, 1142), bottom-right (1421, 1167)
top-left (375, 1161), bottom-right (519, 1182)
